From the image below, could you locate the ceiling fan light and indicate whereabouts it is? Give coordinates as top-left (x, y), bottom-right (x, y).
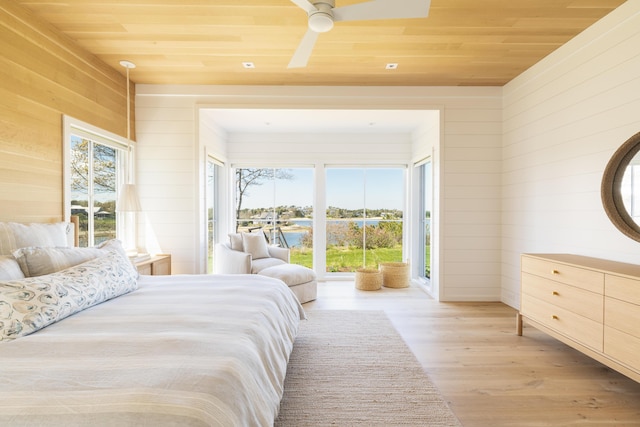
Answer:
top-left (308, 12), bottom-right (334, 33)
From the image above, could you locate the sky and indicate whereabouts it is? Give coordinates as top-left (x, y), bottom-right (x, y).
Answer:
top-left (240, 168), bottom-right (404, 211)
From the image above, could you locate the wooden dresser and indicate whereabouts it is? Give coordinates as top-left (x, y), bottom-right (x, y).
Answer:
top-left (518, 253), bottom-right (640, 383)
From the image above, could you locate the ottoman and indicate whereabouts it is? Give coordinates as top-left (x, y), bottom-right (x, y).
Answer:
top-left (258, 264), bottom-right (317, 304)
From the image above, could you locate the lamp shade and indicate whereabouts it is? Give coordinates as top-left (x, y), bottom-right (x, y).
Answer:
top-left (117, 183), bottom-right (142, 212)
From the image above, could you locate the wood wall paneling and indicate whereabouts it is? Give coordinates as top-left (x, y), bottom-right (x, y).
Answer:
top-left (0, 1), bottom-right (130, 222)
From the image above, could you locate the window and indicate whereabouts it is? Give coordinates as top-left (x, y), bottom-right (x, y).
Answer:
top-left (418, 160), bottom-right (432, 279)
top-left (206, 158), bottom-right (221, 273)
top-left (64, 117), bottom-right (132, 248)
top-left (234, 167), bottom-right (314, 267)
top-left (325, 167), bottom-right (404, 273)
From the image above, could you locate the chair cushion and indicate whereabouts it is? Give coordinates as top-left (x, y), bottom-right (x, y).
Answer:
top-left (242, 232), bottom-right (270, 259)
top-left (228, 233), bottom-right (243, 251)
top-left (258, 264), bottom-right (316, 287)
top-left (251, 257), bottom-right (286, 274)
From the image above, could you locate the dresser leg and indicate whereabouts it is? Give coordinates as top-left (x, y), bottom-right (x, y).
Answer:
top-left (516, 312), bottom-right (523, 336)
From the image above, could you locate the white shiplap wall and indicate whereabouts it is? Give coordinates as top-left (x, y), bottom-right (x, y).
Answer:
top-left (135, 97), bottom-right (198, 274)
top-left (135, 86), bottom-right (502, 301)
top-left (501, 1), bottom-right (640, 308)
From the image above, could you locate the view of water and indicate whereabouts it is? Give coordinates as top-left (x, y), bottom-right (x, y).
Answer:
top-left (281, 219), bottom-right (402, 248)
top-left (291, 219), bottom-right (384, 227)
top-left (281, 231), bottom-right (305, 248)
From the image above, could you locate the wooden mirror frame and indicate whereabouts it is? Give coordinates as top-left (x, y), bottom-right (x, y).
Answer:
top-left (602, 131), bottom-right (640, 242)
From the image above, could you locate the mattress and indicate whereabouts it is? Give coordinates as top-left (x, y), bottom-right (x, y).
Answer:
top-left (0, 273), bottom-right (305, 426)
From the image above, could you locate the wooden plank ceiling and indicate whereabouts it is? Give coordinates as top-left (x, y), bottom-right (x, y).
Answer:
top-left (15, 0), bottom-right (626, 86)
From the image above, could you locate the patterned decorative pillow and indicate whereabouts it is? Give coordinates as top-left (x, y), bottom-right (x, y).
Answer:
top-left (242, 232), bottom-right (270, 259)
top-left (0, 222), bottom-right (70, 256)
top-left (0, 247), bottom-right (139, 342)
top-left (0, 256), bottom-right (25, 281)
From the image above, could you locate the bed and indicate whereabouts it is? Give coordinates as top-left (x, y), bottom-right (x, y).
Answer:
top-left (0, 221), bottom-right (305, 426)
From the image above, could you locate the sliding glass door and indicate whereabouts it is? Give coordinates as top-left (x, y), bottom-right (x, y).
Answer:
top-left (325, 167), bottom-right (404, 273)
top-left (234, 167), bottom-right (313, 268)
top-left (206, 158), bottom-right (221, 273)
top-left (418, 160), bottom-right (432, 279)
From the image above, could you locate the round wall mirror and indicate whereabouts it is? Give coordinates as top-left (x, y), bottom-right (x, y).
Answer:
top-left (602, 131), bottom-right (640, 242)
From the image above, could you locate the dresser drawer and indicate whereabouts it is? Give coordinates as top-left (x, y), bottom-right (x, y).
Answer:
top-left (522, 256), bottom-right (604, 293)
top-left (606, 274), bottom-right (640, 305)
top-left (604, 326), bottom-right (640, 373)
top-left (522, 272), bottom-right (603, 322)
top-left (605, 296), bottom-right (640, 339)
top-left (521, 293), bottom-right (603, 351)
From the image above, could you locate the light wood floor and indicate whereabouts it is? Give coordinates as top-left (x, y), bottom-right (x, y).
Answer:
top-left (302, 281), bottom-right (640, 426)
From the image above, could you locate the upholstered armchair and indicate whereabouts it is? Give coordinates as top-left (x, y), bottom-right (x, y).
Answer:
top-left (214, 231), bottom-right (317, 304)
top-left (214, 232), bottom-right (290, 274)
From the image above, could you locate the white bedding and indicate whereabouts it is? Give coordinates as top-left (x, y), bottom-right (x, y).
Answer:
top-left (0, 273), bottom-right (305, 427)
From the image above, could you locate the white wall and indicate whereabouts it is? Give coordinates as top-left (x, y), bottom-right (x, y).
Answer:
top-left (502, 1), bottom-right (640, 308)
top-left (135, 86), bottom-right (502, 301)
top-left (135, 97), bottom-right (198, 274)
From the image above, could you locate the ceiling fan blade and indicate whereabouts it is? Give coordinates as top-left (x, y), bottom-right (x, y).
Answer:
top-left (333, 0), bottom-right (430, 22)
top-left (289, 0), bottom-right (318, 14)
top-left (288, 29), bottom-right (320, 69)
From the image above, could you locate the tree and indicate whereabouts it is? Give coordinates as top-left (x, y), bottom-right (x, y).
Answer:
top-left (235, 168), bottom-right (293, 231)
top-left (70, 138), bottom-right (117, 194)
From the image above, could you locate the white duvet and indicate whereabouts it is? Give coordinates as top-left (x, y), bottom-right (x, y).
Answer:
top-left (0, 274), bottom-right (305, 427)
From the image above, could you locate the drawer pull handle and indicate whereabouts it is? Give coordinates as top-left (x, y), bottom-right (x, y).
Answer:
top-left (552, 291), bottom-right (560, 296)
top-left (551, 315), bottom-right (559, 320)
top-left (551, 269), bottom-right (559, 275)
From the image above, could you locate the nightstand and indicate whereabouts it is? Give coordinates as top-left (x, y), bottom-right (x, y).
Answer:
top-left (135, 254), bottom-right (171, 275)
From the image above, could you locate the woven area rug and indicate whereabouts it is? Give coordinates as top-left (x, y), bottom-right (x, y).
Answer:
top-left (275, 310), bottom-right (462, 427)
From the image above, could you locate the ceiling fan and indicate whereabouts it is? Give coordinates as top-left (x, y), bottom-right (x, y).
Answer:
top-left (287, 0), bottom-right (431, 68)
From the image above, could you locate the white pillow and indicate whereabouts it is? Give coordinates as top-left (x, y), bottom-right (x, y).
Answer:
top-left (13, 246), bottom-right (105, 278)
top-left (228, 233), bottom-right (244, 251)
top-left (0, 256), bottom-right (25, 281)
top-left (0, 247), bottom-right (138, 342)
top-left (12, 239), bottom-right (129, 278)
top-left (242, 232), bottom-right (270, 259)
top-left (0, 222), bottom-right (69, 256)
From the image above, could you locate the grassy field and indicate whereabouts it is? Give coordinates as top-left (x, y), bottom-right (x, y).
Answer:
top-left (290, 246), bottom-right (403, 272)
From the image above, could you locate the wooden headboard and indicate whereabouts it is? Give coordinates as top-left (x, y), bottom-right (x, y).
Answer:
top-left (70, 215), bottom-right (79, 247)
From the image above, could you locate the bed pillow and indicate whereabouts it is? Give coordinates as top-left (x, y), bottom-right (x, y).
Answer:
top-left (228, 233), bottom-right (244, 251)
top-left (242, 232), bottom-right (270, 259)
top-left (0, 222), bottom-right (70, 256)
top-left (12, 239), bottom-right (131, 278)
top-left (0, 246), bottom-right (139, 342)
top-left (0, 256), bottom-right (25, 281)
top-left (13, 246), bottom-right (105, 278)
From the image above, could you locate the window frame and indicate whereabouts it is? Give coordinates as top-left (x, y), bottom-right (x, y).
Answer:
top-left (63, 115), bottom-right (134, 247)
top-left (206, 156), bottom-right (223, 273)
top-left (324, 165), bottom-right (406, 274)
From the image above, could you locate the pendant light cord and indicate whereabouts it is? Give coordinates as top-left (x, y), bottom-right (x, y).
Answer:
top-left (125, 65), bottom-right (131, 184)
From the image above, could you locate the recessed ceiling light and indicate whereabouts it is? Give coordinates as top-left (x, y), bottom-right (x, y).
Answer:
top-left (242, 62), bottom-right (255, 69)
top-left (385, 63), bottom-right (398, 70)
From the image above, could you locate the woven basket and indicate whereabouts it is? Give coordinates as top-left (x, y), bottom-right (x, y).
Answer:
top-left (355, 268), bottom-right (382, 291)
top-left (380, 262), bottom-right (410, 288)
